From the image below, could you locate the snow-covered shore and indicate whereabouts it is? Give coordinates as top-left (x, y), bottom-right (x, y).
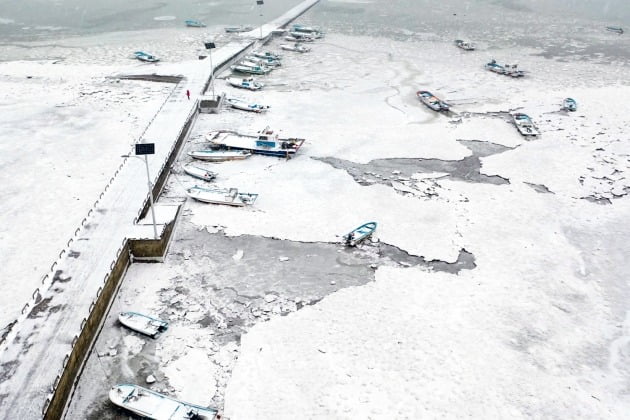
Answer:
top-left (3, 1), bottom-right (630, 417)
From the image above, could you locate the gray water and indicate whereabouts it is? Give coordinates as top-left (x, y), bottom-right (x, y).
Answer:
top-left (0, 0), bottom-right (304, 41)
top-left (1, 0), bottom-right (628, 43)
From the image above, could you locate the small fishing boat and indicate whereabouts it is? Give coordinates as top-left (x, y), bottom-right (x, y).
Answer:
top-left (251, 51), bottom-right (282, 60)
top-left (188, 150), bottom-right (251, 162)
top-left (187, 186), bottom-right (258, 206)
top-left (606, 26), bottom-right (624, 34)
top-left (185, 19), bottom-right (206, 28)
top-left (291, 24), bottom-right (324, 37)
top-left (484, 60), bottom-right (524, 77)
top-left (226, 97), bottom-right (270, 113)
top-left (484, 59), bottom-right (505, 74)
top-left (513, 113), bottom-right (539, 136)
top-left (245, 55), bottom-right (281, 67)
top-left (288, 31), bottom-right (317, 41)
top-left (109, 384), bottom-right (221, 420)
top-left (343, 222), bottom-right (377, 247)
top-left (416, 90), bottom-right (450, 112)
top-left (454, 39), bottom-right (475, 50)
top-left (118, 312), bottom-right (168, 338)
top-left (285, 34), bottom-right (315, 42)
top-left (134, 51), bottom-right (159, 63)
top-left (230, 63), bottom-right (270, 75)
top-left (280, 43), bottom-right (311, 53)
top-left (183, 164), bottom-right (217, 182)
top-left (562, 98), bottom-right (577, 112)
top-left (209, 126), bottom-right (305, 158)
top-left (227, 77), bottom-right (264, 90)
top-left (225, 25), bottom-right (254, 33)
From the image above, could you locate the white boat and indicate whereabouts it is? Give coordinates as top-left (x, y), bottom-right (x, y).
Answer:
top-left (227, 76), bottom-right (264, 90)
top-left (287, 31), bottom-right (317, 41)
top-left (208, 126), bottom-right (305, 158)
top-left (513, 113), bottom-right (539, 136)
top-left (454, 39), bottom-right (475, 50)
top-left (485, 59), bottom-right (525, 77)
top-left (226, 97), bottom-right (270, 113)
top-left (118, 312), bottom-right (168, 338)
top-left (285, 35), bottom-right (314, 42)
top-left (225, 25), bottom-right (253, 33)
top-left (134, 51), bottom-right (159, 63)
top-left (188, 149), bottom-right (251, 162)
top-left (183, 164), bottom-right (217, 182)
top-left (244, 55), bottom-right (281, 67)
top-left (280, 43), bottom-right (311, 53)
top-left (109, 384), bottom-right (220, 420)
top-left (230, 63), bottom-right (270, 75)
top-left (251, 51), bottom-right (282, 60)
top-left (187, 186), bottom-right (258, 206)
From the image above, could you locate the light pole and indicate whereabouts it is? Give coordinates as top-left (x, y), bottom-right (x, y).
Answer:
top-left (122, 142), bottom-right (158, 239)
top-left (204, 41), bottom-right (216, 99)
top-left (257, 0), bottom-right (264, 40)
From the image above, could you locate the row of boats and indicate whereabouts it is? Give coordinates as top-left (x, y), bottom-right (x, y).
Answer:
top-left (416, 39), bottom-right (580, 137)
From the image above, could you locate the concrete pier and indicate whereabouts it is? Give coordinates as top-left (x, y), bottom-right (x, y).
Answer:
top-left (0, 1), bottom-right (319, 418)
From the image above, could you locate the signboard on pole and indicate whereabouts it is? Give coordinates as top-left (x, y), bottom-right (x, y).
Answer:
top-left (135, 143), bottom-right (155, 155)
top-left (204, 42), bottom-right (216, 49)
top-left (257, 0), bottom-right (264, 4)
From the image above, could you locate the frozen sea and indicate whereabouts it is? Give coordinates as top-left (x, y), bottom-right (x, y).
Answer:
top-left (1, 0), bottom-right (630, 418)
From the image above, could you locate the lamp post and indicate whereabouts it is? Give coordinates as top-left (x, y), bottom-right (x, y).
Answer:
top-left (122, 142), bottom-right (158, 239)
top-left (204, 41), bottom-right (216, 99)
top-left (257, 0), bottom-right (264, 40)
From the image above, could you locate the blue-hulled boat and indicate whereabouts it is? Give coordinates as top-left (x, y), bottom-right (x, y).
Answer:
top-left (109, 384), bottom-right (220, 419)
top-left (207, 127), bottom-right (305, 158)
top-left (417, 90), bottom-right (450, 112)
top-left (562, 98), bottom-right (577, 112)
top-left (185, 19), bottom-right (206, 28)
top-left (344, 222), bottom-right (377, 247)
top-left (606, 26), bottom-right (624, 34)
top-left (134, 51), bottom-right (159, 63)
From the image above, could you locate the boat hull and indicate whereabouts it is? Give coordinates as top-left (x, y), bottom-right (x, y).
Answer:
top-left (187, 187), bottom-right (258, 206)
top-left (109, 384), bottom-right (219, 420)
top-left (188, 150), bottom-right (251, 162)
top-left (344, 222), bottom-right (377, 247)
top-left (183, 165), bottom-right (217, 182)
top-left (118, 312), bottom-right (168, 338)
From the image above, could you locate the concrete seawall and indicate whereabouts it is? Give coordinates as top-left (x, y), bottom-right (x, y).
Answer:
top-left (0, 1), bottom-right (320, 418)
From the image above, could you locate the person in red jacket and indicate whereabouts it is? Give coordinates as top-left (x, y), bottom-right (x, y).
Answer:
top-left (186, 89), bottom-right (190, 100)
